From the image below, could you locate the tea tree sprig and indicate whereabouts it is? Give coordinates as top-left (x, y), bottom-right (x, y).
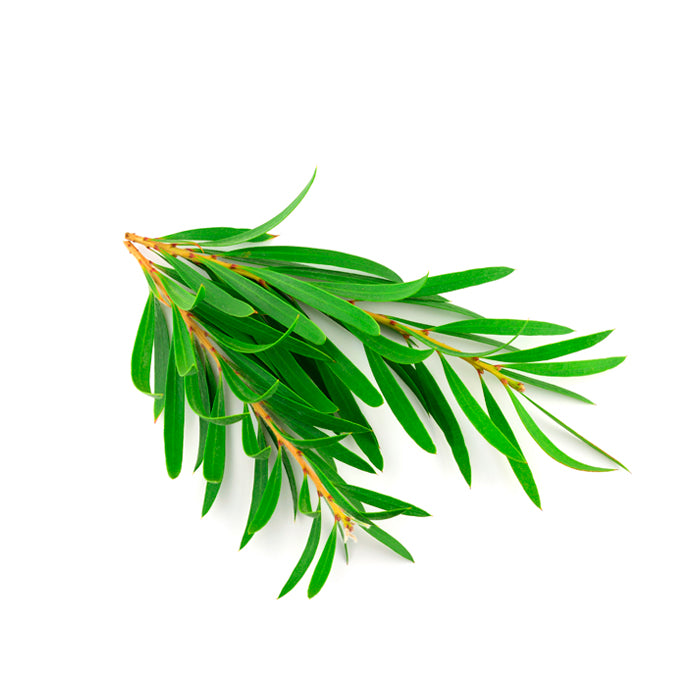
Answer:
top-left (126, 170), bottom-right (627, 597)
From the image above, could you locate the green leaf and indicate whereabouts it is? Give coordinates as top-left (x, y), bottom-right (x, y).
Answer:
top-left (340, 484), bottom-right (430, 517)
top-left (316, 362), bottom-right (384, 470)
top-left (203, 260), bottom-right (326, 345)
top-left (283, 432), bottom-right (350, 448)
top-left (201, 481), bottom-right (221, 517)
top-left (412, 362), bottom-right (472, 486)
top-left (480, 378), bottom-right (540, 508)
top-left (504, 357), bottom-right (626, 377)
top-left (220, 360), bottom-right (280, 403)
top-left (153, 300), bottom-right (169, 420)
top-left (440, 355), bottom-right (524, 462)
top-left (352, 329), bottom-right (434, 364)
top-left (242, 411), bottom-right (272, 460)
top-left (308, 524), bottom-right (338, 598)
top-left (414, 267), bottom-right (514, 297)
top-left (188, 346), bottom-right (211, 472)
top-left (319, 338), bottom-right (383, 407)
top-left (170, 304), bottom-right (198, 376)
top-left (248, 450), bottom-right (283, 533)
top-left (240, 426), bottom-right (270, 548)
top-left (209, 315), bottom-right (300, 354)
top-left (494, 330), bottom-right (614, 363)
top-left (362, 508), bottom-right (412, 520)
top-left (157, 226), bottom-right (250, 243)
top-left (361, 523), bottom-right (414, 562)
top-left (298, 474), bottom-right (319, 516)
top-left (365, 348), bottom-right (436, 453)
top-left (500, 369), bottom-right (594, 404)
top-left (312, 274), bottom-right (428, 301)
top-left (161, 253), bottom-right (254, 317)
top-left (159, 275), bottom-right (206, 311)
top-left (278, 510), bottom-right (322, 598)
top-left (202, 377), bottom-right (227, 482)
top-left (163, 339), bottom-right (185, 479)
top-left (521, 393), bottom-right (627, 471)
top-left (507, 388), bottom-right (615, 472)
top-left (250, 267), bottom-right (380, 336)
top-left (234, 245), bottom-right (403, 282)
top-left (281, 450), bottom-right (298, 519)
top-left (131, 294), bottom-right (156, 395)
top-left (432, 318), bottom-right (574, 337)
top-left (207, 170), bottom-right (317, 247)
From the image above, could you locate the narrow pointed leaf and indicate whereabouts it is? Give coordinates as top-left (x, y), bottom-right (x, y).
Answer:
top-left (362, 508), bottom-right (412, 520)
top-left (504, 357), bottom-right (626, 377)
top-left (131, 294), bottom-right (156, 395)
top-left (234, 245), bottom-right (403, 282)
top-left (433, 318), bottom-right (574, 337)
top-left (189, 346), bottom-right (211, 471)
top-left (521, 393), bottom-right (627, 471)
top-left (361, 523), bottom-right (414, 562)
top-left (351, 329), bottom-right (433, 364)
top-left (201, 481), bottom-right (221, 517)
top-left (209, 315), bottom-right (300, 354)
top-left (159, 276), bottom-right (206, 311)
top-left (440, 355), bottom-right (524, 462)
top-left (202, 377), bottom-right (227, 482)
top-left (163, 340), bottom-right (185, 479)
top-left (248, 450), bottom-right (283, 533)
top-left (170, 304), bottom-right (198, 376)
top-left (280, 449), bottom-right (298, 518)
top-left (220, 360), bottom-right (279, 403)
top-left (298, 474), bottom-right (319, 516)
top-left (157, 226), bottom-right (249, 243)
top-left (494, 330), bottom-right (614, 363)
top-left (340, 484), bottom-right (429, 517)
top-left (320, 338), bottom-right (383, 407)
top-left (153, 300), bottom-right (169, 420)
top-left (250, 266), bottom-right (380, 336)
top-left (278, 509), bottom-right (323, 598)
top-left (481, 378), bottom-right (540, 508)
top-left (507, 388), bottom-right (615, 472)
top-left (365, 348), bottom-right (436, 453)
top-left (308, 525), bottom-right (338, 598)
top-left (412, 362), bottom-right (471, 485)
top-left (283, 432), bottom-right (350, 448)
top-left (242, 411), bottom-right (272, 459)
top-left (312, 274), bottom-right (428, 301)
top-left (240, 426), bottom-right (270, 548)
top-left (413, 267), bottom-right (514, 297)
top-left (500, 369), bottom-right (594, 404)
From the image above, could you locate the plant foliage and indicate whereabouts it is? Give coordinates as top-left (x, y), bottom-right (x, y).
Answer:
top-left (125, 171), bottom-right (626, 598)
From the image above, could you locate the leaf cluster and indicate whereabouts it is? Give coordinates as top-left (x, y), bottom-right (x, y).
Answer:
top-left (126, 171), bottom-right (626, 598)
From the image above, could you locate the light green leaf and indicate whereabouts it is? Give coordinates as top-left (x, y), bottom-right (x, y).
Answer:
top-left (504, 357), bottom-right (626, 377)
top-left (414, 267), bottom-right (514, 296)
top-left (241, 411), bottom-right (272, 459)
top-left (360, 523), bottom-right (414, 562)
top-left (432, 318), bottom-right (574, 337)
top-left (159, 275), bottom-right (206, 311)
top-left (352, 329), bottom-right (433, 364)
top-left (494, 330), bottom-right (614, 363)
top-left (170, 304), bottom-right (198, 376)
top-left (340, 484), bottom-right (430, 517)
top-left (298, 474), bottom-right (319, 517)
top-left (500, 369), bottom-right (595, 404)
top-left (311, 274), bottom-right (428, 301)
top-left (507, 388), bottom-right (615, 472)
top-left (153, 300), bottom-right (169, 421)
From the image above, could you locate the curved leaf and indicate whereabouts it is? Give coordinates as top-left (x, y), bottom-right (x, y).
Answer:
top-left (242, 411), bottom-right (272, 460)
top-left (308, 525), bottom-right (338, 598)
top-left (312, 274), bottom-right (428, 301)
top-left (248, 450), bottom-right (283, 533)
top-left (414, 267), bottom-right (514, 296)
top-left (170, 304), bottom-right (198, 377)
top-left (319, 338), bottom-right (383, 407)
top-left (220, 360), bottom-right (280, 403)
top-left (240, 425), bottom-right (270, 548)
top-left (278, 509), bottom-right (322, 598)
top-left (131, 294), bottom-right (156, 395)
top-left (432, 318), bottom-right (574, 337)
top-left (159, 275), bottom-right (206, 311)
top-left (500, 369), bottom-right (594, 404)
top-left (202, 377), bottom-right (227, 483)
top-left (360, 523), bottom-right (414, 562)
top-left (504, 357), bottom-right (626, 377)
top-left (201, 481), bottom-right (221, 517)
top-left (340, 484), bottom-right (429, 517)
top-left (352, 330), bottom-right (433, 364)
top-left (210, 315), bottom-right (300, 354)
top-left (494, 330), bottom-right (614, 363)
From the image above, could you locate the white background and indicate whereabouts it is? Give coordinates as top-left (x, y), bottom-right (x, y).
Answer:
top-left (2, 2), bottom-right (698, 698)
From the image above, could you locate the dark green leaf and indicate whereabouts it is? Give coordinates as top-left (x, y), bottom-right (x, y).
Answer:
top-left (481, 378), bottom-right (540, 508)
top-left (412, 362), bottom-right (472, 486)
top-left (319, 338), bottom-right (383, 407)
top-left (432, 318), bottom-right (574, 337)
top-left (504, 357), bottom-right (626, 377)
top-left (209, 315), bottom-right (300, 354)
top-left (340, 484), bottom-right (430, 517)
top-left (298, 474), bottom-right (319, 516)
top-left (284, 432), bottom-right (350, 448)
top-left (188, 346), bottom-right (211, 472)
top-left (248, 450), bottom-right (283, 533)
top-left (308, 524), bottom-right (338, 598)
top-left (365, 348), bottom-right (436, 453)
top-left (240, 426), bottom-right (270, 548)
top-left (440, 356), bottom-right (524, 462)
top-left (202, 377), bottom-right (227, 482)
top-left (362, 508), bottom-right (412, 520)
top-left (220, 360), bottom-right (280, 403)
top-left (352, 329), bottom-right (433, 364)
top-left (131, 294), bottom-right (156, 395)
top-left (250, 267), bottom-right (380, 336)
top-left (494, 330), bottom-right (614, 363)
top-left (278, 510), bottom-right (322, 599)
top-left (361, 523), bottom-right (414, 562)
top-left (163, 339), bottom-right (185, 479)
top-left (507, 388), bottom-right (615, 472)
top-left (153, 300), bottom-right (169, 421)
top-left (170, 304), bottom-right (198, 376)
top-left (413, 267), bottom-right (514, 296)
top-left (234, 245), bottom-right (403, 282)
top-left (201, 481), bottom-right (221, 517)
top-left (241, 411), bottom-right (272, 459)
top-left (281, 450), bottom-right (298, 519)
